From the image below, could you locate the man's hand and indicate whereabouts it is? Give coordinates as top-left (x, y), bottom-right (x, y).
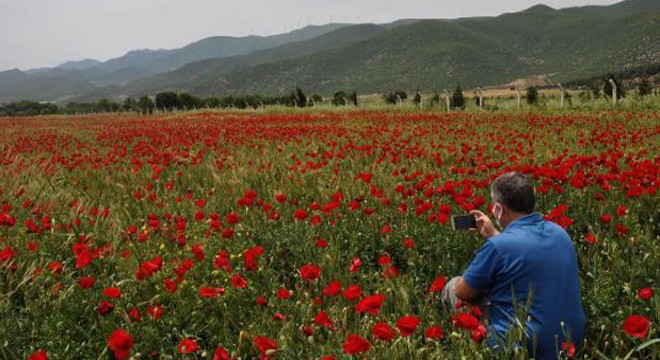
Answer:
top-left (470, 210), bottom-right (500, 238)
top-left (455, 276), bottom-right (483, 302)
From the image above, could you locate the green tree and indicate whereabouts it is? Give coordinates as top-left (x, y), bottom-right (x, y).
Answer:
top-left (155, 92), bottom-right (181, 111)
top-left (178, 92), bottom-right (203, 110)
top-left (589, 82), bottom-right (600, 99)
top-left (137, 96), bottom-right (154, 115)
top-left (349, 91), bottom-right (358, 106)
top-left (311, 94), bottom-right (323, 104)
top-left (413, 91), bottom-right (422, 105)
top-left (332, 91), bottom-right (348, 106)
top-left (638, 78), bottom-right (652, 96)
top-left (526, 86), bottom-right (539, 105)
top-left (451, 84), bottom-right (465, 109)
top-left (383, 91), bottom-right (407, 105)
top-left (123, 97), bottom-right (135, 112)
top-left (289, 87), bottom-right (307, 108)
top-left (204, 97), bottom-right (220, 108)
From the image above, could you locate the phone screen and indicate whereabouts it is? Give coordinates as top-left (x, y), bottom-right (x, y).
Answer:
top-left (451, 214), bottom-right (477, 231)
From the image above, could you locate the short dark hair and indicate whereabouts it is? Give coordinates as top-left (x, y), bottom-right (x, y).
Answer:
top-left (490, 172), bottom-right (535, 214)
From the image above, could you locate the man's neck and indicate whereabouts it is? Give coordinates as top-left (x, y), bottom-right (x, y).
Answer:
top-left (501, 212), bottom-right (527, 228)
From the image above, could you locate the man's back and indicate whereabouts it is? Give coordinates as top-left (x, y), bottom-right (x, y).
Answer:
top-left (463, 212), bottom-right (586, 359)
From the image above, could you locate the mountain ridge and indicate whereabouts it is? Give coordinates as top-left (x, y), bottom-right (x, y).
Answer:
top-left (2, 0), bottom-right (659, 104)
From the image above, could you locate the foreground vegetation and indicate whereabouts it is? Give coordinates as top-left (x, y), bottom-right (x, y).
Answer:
top-left (0, 109), bottom-right (658, 359)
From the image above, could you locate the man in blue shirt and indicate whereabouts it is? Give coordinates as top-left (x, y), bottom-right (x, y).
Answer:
top-left (443, 172), bottom-right (586, 359)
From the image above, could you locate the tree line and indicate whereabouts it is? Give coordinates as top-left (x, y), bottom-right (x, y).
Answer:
top-left (0, 73), bottom-right (656, 117)
top-left (0, 87), bottom-right (360, 116)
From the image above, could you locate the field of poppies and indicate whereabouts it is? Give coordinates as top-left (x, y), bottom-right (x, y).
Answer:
top-left (0, 109), bottom-right (658, 359)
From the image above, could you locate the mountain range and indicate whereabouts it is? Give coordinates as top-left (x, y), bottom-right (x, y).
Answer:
top-left (1, 0), bottom-right (659, 104)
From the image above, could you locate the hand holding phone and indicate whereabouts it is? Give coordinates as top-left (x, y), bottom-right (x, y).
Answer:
top-left (451, 214), bottom-right (477, 231)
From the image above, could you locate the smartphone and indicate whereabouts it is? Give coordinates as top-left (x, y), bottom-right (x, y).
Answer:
top-left (451, 214), bottom-right (477, 231)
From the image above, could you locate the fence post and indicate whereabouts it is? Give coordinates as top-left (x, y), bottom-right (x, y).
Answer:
top-left (608, 79), bottom-right (618, 105)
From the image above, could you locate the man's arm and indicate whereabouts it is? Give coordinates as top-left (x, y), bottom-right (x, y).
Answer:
top-left (455, 276), bottom-right (483, 302)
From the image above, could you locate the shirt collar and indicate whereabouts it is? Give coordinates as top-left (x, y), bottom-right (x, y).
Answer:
top-left (506, 212), bottom-right (543, 229)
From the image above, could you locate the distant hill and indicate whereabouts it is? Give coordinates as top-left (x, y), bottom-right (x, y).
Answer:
top-left (109, 0), bottom-right (660, 97)
top-left (0, 24), bottom-right (350, 103)
top-left (2, 0), bottom-right (660, 104)
top-left (57, 59), bottom-right (103, 71)
top-left (102, 24), bottom-right (389, 99)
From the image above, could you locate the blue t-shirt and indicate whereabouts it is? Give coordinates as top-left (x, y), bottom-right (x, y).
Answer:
top-left (463, 213), bottom-right (586, 360)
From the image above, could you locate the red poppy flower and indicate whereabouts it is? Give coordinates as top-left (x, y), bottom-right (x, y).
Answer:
top-left (384, 265), bottom-right (399, 279)
top-left (179, 338), bottom-right (199, 354)
top-left (471, 324), bottom-right (487, 343)
top-left (396, 316), bottom-right (421, 337)
top-left (164, 278), bottom-right (178, 293)
top-left (322, 281), bottom-right (342, 297)
top-left (47, 261), bottom-right (63, 275)
top-left (0, 213), bottom-right (16, 227)
top-left (128, 308), bottom-right (141, 322)
top-left (103, 287), bottom-right (122, 299)
top-left (377, 255), bottom-right (392, 266)
top-left (277, 287), bottom-right (291, 299)
top-left (107, 329), bottom-right (134, 360)
top-left (562, 342), bottom-right (576, 359)
top-left (452, 312), bottom-right (480, 331)
top-left (315, 238), bottom-right (328, 248)
top-left (98, 300), bottom-right (114, 316)
top-left (342, 334), bottom-right (371, 355)
top-left (314, 310), bottom-right (334, 329)
top-left (253, 336), bottom-right (278, 358)
top-left (200, 287), bottom-right (218, 299)
top-left (213, 346), bottom-right (232, 360)
top-left (77, 276), bottom-right (96, 289)
top-left (429, 275), bottom-right (447, 293)
top-left (637, 287), bottom-right (653, 300)
top-left (231, 274), bottom-right (248, 289)
top-left (372, 322), bottom-right (396, 341)
top-left (349, 257), bottom-right (361, 273)
top-left (622, 315), bottom-right (650, 338)
top-left (356, 294), bottom-right (386, 315)
top-left (226, 212), bottom-right (241, 225)
top-left (213, 249), bottom-right (233, 273)
top-left (28, 350), bottom-right (48, 360)
top-left (147, 305), bottom-right (163, 320)
top-left (342, 285), bottom-right (362, 300)
top-left (299, 264), bottom-right (321, 282)
top-left (585, 233), bottom-right (597, 244)
top-left (426, 325), bottom-right (443, 340)
top-left (293, 208), bottom-right (308, 221)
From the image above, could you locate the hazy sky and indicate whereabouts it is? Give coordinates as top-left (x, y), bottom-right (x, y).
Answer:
top-left (0, 0), bottom-right (621, 71)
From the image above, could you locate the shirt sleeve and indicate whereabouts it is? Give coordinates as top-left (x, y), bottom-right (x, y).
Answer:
top-left (462, 240), bottom-right (501, 291)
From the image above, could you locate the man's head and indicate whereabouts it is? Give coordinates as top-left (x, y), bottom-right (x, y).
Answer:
top-left (490, 172), bottom-right (535, 227)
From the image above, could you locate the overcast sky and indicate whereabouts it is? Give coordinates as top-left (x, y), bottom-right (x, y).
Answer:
top-left (0, 0), bottom-right (621, 71)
